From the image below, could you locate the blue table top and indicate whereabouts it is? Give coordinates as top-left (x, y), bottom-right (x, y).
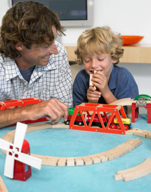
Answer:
top-left (1, 114), bottom-right (151, 192)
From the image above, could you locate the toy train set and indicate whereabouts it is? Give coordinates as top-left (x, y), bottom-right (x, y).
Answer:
top-left (65, 107), bottom-right (132, 131)
top-left (1, 94), bottom-right (151, 133)
top-left (1, 94), bottom-right (151, 188)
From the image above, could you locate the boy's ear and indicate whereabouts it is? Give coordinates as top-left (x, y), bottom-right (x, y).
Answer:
top-left (112, 58), bottom-right (118, 64)
top-left (15, 43), bottom-right (24, 51)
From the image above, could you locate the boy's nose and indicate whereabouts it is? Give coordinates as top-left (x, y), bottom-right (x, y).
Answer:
top-left (91, 60), bottom-right (97, 68)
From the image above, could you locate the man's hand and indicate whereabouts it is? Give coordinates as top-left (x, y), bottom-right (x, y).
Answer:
top-left (26, 99), bottom-right (68, 124)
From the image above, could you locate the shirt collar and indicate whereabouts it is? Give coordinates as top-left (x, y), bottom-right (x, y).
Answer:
top-left (5, 58), bottom-right (21, 81)
top-left (4, 55), bottom-right (56, 81)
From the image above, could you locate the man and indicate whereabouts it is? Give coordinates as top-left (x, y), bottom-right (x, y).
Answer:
top-left (0, 1), bottom-right (73, 128)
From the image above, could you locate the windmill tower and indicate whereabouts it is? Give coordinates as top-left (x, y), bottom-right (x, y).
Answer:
top-left (0, 122), bottom-right (42, 181)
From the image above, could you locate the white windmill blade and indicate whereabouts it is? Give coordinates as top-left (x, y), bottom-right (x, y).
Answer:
top-left (0, 139), bottom-right (10, 151)
top-left (4, 153), bottom-right (15, 178)
top-left (16, 153), bottom-right (42, 170)
top-left (13, 122), bottom-right (27, 151)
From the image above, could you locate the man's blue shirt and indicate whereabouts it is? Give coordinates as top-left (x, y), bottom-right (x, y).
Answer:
top-left (73, 65), bottom-right (139, 106)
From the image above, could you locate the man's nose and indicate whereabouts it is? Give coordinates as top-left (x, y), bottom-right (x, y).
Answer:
top-left (49, 43), bottom-right (58, 55)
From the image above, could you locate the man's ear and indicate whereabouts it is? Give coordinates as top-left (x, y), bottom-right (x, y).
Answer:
top-left (15, 43), bottom-right (24, 51)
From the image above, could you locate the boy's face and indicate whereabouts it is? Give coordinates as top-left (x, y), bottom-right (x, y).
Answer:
top-left (82, 52), bottom-right (117, 76)
top-left (15, 26), bottom-right (58, 70)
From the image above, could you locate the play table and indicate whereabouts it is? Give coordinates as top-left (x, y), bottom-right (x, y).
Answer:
top-left (0, 114), bottom-right (151, 192)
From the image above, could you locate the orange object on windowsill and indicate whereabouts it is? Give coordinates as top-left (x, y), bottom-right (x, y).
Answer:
top-left (121, 35), bottom-right (144, 46)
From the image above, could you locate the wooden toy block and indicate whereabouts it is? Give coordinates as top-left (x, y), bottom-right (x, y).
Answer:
top-left (112, 149), bottom-right (126, 159)
top-left (134, 131), bottom-right (146, 137)
top-left (117, 159), bottom-right (148, 176)
top-left (96, 154), bottom-right (108, 162)
top-left (89, 74), bottom-right (93, 86)
top-left (0, 176), bottom-right (8, 192)
top-left (90, 155), bottom-right (101, 164)
top-left (123, 160), bottom-right (151, 181)
top-left (57, 158), bottom-right (67, 167)
top-left (115, 158), bottom-right (151, 182)
top-left (125, 129), bottom-right (135, 135)
top-left (46, 157), bottom-right (59, 166)
top-left (66, 158), bottom-right (75, 166)
top-left (146, 133), bottom-right (151, 139)
top-left (74, 157), bottom-right (84, 166)
top-left (82, 156), bottom-right (93, 165)
top-left (108, 153), bottom-right (115, 160)
top-left (124, 168), bottom-right (151, 182)
top-left (114, 173), bottom-right (123, 181)
top-left (51, 122), bottom-right (69, 129)
top-left (89, 71), bottom-right (96, 87)
top-left (110, 98), bottom-right (133, 106)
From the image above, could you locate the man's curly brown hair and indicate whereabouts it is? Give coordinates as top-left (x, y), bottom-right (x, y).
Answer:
top-left (0, 1), bottom-right (65, 59)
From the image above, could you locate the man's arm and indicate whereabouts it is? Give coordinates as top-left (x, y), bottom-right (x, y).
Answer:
top-left (0, 99), bottom-right (68, 128)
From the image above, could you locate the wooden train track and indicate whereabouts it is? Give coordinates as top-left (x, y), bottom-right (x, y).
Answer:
top-left (126, 128), bottom-right (151, 139)
top-left (0, 176), bottom-right (8, 192)
top-left (114, 158), bottom-right (151, 181)
top-left (1, 122), bottom-right (142, 167)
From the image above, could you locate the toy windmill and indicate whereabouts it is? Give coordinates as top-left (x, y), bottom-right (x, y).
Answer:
top-left (0, 122), bottom-right (42, 181)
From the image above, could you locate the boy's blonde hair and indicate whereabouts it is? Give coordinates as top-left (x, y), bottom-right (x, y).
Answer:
top-left (75, 26), bottom-right (124, 65)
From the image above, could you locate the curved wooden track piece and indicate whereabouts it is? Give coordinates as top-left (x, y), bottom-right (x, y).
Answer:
top-left (126, 128), bottom-right (151, 139)
top-left (1, 122), bottom-right (142, 167)
top-left (115, 158), bottom-right (151, 181)
top-left (110, 98), bottom-right (134, 106)
top-left (0, 176), bottom-right (8, 192)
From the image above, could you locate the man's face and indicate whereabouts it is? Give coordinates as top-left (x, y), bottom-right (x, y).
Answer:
top-left (15, 26), bottom-right (58, 70)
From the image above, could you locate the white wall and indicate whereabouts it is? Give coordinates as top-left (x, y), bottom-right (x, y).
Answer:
top-left (1, 0), bottom-right (151, 95)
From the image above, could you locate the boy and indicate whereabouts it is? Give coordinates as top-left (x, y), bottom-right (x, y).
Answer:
top-left (73, 26), bottom-right (138, 106)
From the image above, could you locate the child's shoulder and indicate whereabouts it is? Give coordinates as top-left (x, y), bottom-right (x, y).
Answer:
top-left (76, 69), bottom-right (88, 78)
top-left (74, 69), bottom-right (89, 85)
top-left (113, 65), bottom-right (131, 75)
top-left (112, 65), bottom-right (134, 82)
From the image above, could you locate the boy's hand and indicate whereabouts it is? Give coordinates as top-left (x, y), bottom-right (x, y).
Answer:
top-left (87, 86), bottom-right (101, 103)
top-left (91, 71), bottom-right (109, 96)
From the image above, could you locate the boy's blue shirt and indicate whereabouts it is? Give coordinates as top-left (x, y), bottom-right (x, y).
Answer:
top-left (73, 65), bottom-right (139, 106)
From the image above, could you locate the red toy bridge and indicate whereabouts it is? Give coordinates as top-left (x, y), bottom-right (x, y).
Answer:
top-left (69, 103), bottom-right (127, 135)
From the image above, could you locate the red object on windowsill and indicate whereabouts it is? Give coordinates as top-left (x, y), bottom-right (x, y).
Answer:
top-left (121, 35), bottom-right (144, 46)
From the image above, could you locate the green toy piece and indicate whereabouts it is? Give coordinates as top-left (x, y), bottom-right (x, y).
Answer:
top-left (134, 94), bottom-right (151, 101)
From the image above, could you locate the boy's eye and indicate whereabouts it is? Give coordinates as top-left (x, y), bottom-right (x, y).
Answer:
top-left (83, 58), bottom-right (91, 62)
top-left (98, 58), bottom-right (104, 61)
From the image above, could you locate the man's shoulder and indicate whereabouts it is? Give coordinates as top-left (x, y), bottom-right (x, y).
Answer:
top-left (0, 55), bottom-right (6, 70)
